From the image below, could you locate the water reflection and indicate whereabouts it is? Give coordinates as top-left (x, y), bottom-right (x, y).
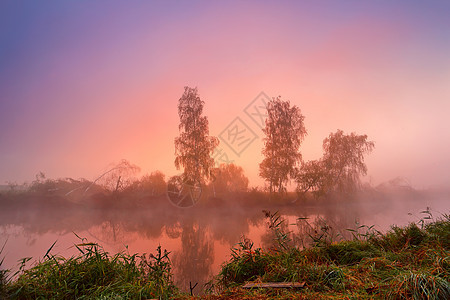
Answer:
top-left (173, 221), bottom-right (214, 292)
top-left (87, 220), bottom-right (136, 247)
top-left (0, 187), bottom-right (448, 293)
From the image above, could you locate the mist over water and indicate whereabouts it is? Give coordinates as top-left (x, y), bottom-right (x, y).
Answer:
top-left (1, 183), bottom-right (448, 293)
top-left (1, 2), bottom-right (449, 298)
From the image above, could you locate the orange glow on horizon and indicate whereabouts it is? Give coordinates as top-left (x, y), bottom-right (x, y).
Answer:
top-left (1, 1), bottom-right (449, 189)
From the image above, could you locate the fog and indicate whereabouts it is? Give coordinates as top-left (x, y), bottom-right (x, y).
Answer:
top-left (1, 178), bottom-right (448, 293)
top-left (1, 1), bottom-right (450, 295)
top-left (1, 1), bottom-right (450, 189)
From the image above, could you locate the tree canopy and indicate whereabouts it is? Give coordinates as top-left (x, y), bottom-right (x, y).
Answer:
top-left (174, 87), bottom-right (219, 185)
top-left (297, 130), bottom-right (374, 196)
top-left (259, 97), bottom-right (307, 193)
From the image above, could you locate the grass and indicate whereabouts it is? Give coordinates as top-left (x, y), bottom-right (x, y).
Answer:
top-left (1, 211), bottom-right (449, 299)
top-left (0, 240), bottom-right (8, 299)
top-left (3, 236), bottom-right (177, 299)
top-left (199, 211), bottom-right (450, 299)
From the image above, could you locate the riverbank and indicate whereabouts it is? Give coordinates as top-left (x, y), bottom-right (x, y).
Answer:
top-left (196, 212), bottom-right (450, 299)
top-left (1, 212), bottom-right (449, 299)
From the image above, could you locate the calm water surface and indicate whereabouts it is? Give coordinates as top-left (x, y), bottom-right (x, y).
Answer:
top-left (1, 190), bottom-right (447, 293)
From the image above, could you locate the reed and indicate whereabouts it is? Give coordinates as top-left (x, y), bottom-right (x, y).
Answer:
top-left (0, 240), bottom-right (8, 299)
top-left (2, 210), bottom-right (449, 299)
top-left (209, 211), bottom-right (450, 299)
top-left (5, 237), bottom-right (177, 299)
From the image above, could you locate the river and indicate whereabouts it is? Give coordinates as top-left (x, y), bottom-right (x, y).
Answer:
top-left (0, 187), bottom-right (447, 294)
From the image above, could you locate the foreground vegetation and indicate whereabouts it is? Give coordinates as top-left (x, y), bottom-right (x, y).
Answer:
top-left (202, 212), bottom-right (450, 299)
top-left (1, 211), bottom-right (449, 299)
top-left (1, 238), bottom-right (176, 299)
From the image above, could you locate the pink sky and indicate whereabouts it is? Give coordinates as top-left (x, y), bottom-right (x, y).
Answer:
top-left (1, 1), bottom-right (449, 188)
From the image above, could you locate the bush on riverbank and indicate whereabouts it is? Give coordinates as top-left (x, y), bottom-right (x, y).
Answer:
top-left (208, 213), bottom-right (450, 299)
top-left (3, 240), bottom-right (176, 300)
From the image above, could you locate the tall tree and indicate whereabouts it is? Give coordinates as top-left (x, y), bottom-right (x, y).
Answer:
top-left (174, 87), bottom-right (219, 185)
top-left (322, 130), bottom-right (374, 193)
top-left (297, 130), bottom-right (374, 196)
top-left (259, 97), bottom-right (307, 193)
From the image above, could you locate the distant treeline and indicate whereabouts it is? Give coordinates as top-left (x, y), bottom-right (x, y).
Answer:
top-left (0, 161), bottom-right (442, 212)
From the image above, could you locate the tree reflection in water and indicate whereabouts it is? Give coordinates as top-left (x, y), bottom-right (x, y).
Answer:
top-left (1, 186), bottom-right (446, 293)
top-left (172, 220), bottom-right (214, 294)
top-left (87, 220), bottom-right (136, 252)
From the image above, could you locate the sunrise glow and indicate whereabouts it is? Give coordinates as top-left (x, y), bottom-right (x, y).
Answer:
top-left (1, 1), bottom-right (449, 188)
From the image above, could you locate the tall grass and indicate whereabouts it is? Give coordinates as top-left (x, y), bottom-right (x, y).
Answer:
top-left (5, 237), bottom-right (177, 299)
top-left (214, 210), bottom-right (450, 299)
top-left (0, 240), bottom-right (8, 299)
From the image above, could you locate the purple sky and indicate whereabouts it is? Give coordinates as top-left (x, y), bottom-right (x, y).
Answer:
top-left (1, 1), bottom-right (450, 188)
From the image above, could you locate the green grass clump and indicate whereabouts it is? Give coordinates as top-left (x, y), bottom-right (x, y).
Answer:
top-left (211, 212), bottom-right (450, 299)
top-left (6, 240), bottom-right (177, 299)
top-left (323, 240), bottom-right (382, 265)
top-left (386, 271), bottom-right (450, 299)
top-left (0, 242), bottom-right (7, 299)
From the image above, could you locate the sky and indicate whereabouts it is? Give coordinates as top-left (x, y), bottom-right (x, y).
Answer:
top-left (1, 0), bottom-right (449, 189)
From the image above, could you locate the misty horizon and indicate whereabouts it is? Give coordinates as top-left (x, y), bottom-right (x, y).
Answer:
top-left (1, 2), bottom-right (449, 298)
top-left (1, 1), bottom-right (450, 189)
